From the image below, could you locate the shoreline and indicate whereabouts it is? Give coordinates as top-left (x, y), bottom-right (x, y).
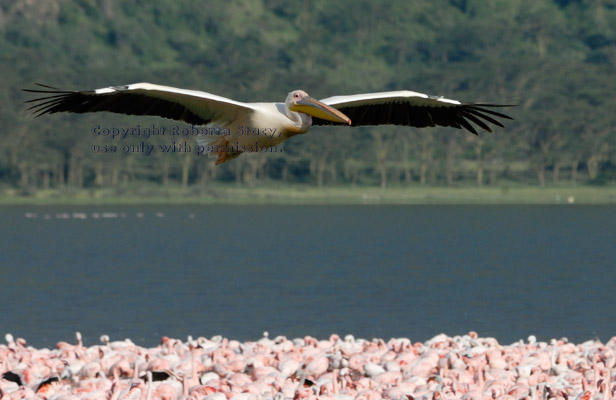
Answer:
top-left (1, 184), bottom-right (615, 206)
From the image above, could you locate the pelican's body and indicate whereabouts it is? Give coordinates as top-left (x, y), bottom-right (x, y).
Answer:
top-left (196, 101), bottom-right (300, 161)
top-left (213, 99), bottom-right (308, 153)
top-left (24, 83), bottom-right (512, 164)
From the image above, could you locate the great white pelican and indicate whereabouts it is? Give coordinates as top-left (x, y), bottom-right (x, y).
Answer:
top-left (24, 83), bottom-right (512, 165)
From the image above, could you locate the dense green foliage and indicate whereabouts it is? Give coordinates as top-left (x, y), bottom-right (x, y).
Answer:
top-left (2, 0), bottom-right (615, 191)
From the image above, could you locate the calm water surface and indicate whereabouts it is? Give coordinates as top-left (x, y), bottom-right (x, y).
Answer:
top-left (0, 205), bottom-right (614, 348)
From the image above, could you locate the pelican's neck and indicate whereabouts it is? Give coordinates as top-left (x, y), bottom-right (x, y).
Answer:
top-left (286, 108), bottom-right (312, 134)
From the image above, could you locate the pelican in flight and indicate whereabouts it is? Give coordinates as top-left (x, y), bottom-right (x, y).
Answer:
top-left (24, 83), bottom-right (512, 164)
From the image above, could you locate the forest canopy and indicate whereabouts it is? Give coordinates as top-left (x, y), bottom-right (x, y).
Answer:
top-left (2, 0), bottom-right (615, 191)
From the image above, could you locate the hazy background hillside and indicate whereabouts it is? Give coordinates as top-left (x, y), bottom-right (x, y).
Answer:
top-left (2, 0), bottom-right (615, 193)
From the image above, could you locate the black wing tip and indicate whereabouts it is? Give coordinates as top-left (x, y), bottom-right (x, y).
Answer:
top-left (22, 84), bottom-right (77, 118)
top-left (468, 103), bottom-right (516, 120)
top-left (34, 83), bottom-right (59, 90)
top-left (22, 83), bottom-right (73, 94)
top-left (464, 105), bottom-right (514, 134)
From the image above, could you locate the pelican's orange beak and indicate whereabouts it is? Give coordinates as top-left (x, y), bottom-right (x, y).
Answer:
top-left (290, 96), bottom-right (351, 125)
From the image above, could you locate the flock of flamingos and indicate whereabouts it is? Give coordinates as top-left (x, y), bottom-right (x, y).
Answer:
top-left (1, 332), bottom-right (614, 400)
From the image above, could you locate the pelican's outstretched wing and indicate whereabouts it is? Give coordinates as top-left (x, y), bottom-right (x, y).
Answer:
top-left (23, 83), bottom-right (256, 125)
top-left (314, 91), bottom-right (513, 134)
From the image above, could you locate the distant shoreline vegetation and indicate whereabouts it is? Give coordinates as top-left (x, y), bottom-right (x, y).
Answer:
top-left (1, 184), bottom-right (614, 205)
top-left (6, 1), bottom-right (616, 191)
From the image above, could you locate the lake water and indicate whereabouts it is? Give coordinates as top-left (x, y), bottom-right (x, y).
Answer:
top-left (0, 205), bottom-right (614, 349)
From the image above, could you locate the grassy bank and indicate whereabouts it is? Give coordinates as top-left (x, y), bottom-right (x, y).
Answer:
top-left (1, 184), bottom-right (615, 205)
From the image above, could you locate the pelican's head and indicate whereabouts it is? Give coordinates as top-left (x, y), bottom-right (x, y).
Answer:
top-left (287, 90), bottom-right (351, 125)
